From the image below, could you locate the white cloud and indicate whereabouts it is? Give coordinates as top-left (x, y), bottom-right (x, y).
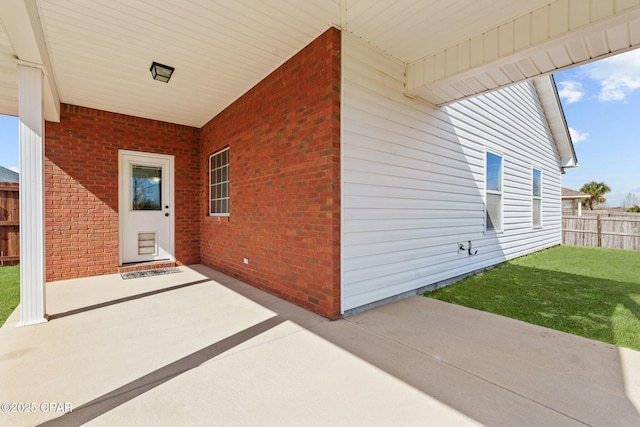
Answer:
top-left (582, 49), bottom-right (640, 101)
top-left (556, 80), bottom-right (584, 104)
top-left (568, 127), bottom-right (588, 143)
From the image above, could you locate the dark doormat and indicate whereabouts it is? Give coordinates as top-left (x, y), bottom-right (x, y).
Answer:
top-left (121, 267), bottom-right (182, 280)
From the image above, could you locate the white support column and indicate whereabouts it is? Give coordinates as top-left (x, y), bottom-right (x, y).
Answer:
top-left (17, 63), bottom-right (47, 326)
top-left (578, 201), bottom-right (582, 217)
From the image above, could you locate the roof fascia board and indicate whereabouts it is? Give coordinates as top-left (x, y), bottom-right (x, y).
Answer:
top-left (533, 74), bottom-right (578, 169)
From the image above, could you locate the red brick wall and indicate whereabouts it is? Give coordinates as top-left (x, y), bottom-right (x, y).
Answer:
top-left (45, 104), bottom-right (200, 281)
top-left (200, 28), bottom-right (341, 318)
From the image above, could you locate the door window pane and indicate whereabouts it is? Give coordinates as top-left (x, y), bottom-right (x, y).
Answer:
top-left (131, 165), bottom-right (162, 211)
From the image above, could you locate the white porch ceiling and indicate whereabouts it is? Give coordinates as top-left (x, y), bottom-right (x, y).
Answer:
top-left (408, 0), bottom-right (640, 105)
top-left (0, 0), bottom-right (638, 127)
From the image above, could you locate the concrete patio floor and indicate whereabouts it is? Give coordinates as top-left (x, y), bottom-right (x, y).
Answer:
top-left (1, 265), bottom-right (639, 426)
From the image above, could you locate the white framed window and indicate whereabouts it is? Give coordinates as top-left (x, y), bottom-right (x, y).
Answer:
top-left (485, 151), bottom-right (503, 232)
top-left (532, 167), bottom-right (542, 228)
top-left (209, 147), bottom-right (229, 216)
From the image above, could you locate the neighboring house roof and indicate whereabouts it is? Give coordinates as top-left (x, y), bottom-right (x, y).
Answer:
top-left (0, 165), bottom-right (19, 183)
top-left (533, 75), bottom-right (578, 170)
top-left (561, 187), bottom-right (590, 200)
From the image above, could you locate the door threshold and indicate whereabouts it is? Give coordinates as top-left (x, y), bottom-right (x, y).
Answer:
top-left (119, 260), bottom-right (176, 274)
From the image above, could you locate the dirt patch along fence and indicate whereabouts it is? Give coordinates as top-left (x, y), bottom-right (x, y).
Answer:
top-left (562, 213), bottom-right (640, 250)
top-left (0, 182), bottom-right (19, 265)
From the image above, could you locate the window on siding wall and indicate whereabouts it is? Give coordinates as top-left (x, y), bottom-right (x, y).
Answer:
top-left (532, 168), bottom-right (542, 228)
top-left (485, 152), bottom-right (503, 231)
top-left (209, 147), bottom-right (229, 216)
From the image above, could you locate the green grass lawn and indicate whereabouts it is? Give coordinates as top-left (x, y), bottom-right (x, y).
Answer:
top-left (425, 245), bottom-right (640, 351)
top-left (0, 265), bottom-right (20, 327)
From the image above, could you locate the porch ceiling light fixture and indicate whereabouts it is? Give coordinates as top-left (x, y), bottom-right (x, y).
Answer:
top-left (149, 61), bottom-right (174, 83)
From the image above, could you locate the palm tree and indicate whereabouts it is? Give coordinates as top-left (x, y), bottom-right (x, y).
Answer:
top-left (580, 181), bottom-right (611, 210)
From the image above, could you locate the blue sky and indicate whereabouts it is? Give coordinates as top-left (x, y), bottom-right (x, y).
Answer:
top-left (0, 50), bottom-right (638, 206)
top-left (0, 114), bottom-right (18, 173)
top-left (555, 49), bottom-right (640, 207)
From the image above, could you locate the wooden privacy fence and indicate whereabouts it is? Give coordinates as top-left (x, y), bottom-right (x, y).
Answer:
top-left (0, 182), bottom-right (19, 265)
top-left (562, 213), bottom-right (640, 250)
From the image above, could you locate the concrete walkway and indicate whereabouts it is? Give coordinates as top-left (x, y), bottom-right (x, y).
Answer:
top-left (1, 264), bottom-right (639, 426)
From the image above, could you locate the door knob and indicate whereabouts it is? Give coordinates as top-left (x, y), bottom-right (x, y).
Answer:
top-left (165, 213), bottom-right (170, 217)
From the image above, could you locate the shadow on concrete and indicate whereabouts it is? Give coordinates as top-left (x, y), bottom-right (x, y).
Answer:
top-left (38, 316), bottom-right (284, 427)
top-left (45, 279), bottom-right (210, 321)
top-left (2, 265), bottom-right (637, 427)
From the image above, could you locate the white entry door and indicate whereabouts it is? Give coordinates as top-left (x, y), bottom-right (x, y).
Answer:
top-left (119, 150), bottom-right (174, 264)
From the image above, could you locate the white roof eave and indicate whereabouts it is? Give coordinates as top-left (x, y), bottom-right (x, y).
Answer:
top-left (533, 75), bottom-right (578, 169)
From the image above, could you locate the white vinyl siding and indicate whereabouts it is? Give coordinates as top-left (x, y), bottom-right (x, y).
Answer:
top-left (341, 33), bottom-right (563, 312)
